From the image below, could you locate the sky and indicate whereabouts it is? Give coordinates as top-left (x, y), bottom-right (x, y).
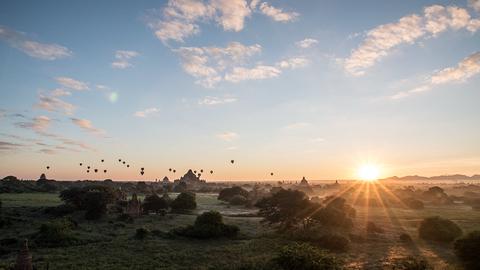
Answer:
top-left (1, 0), bottom-right (480, 181)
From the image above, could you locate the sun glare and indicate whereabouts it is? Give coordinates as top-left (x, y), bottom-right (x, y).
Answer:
top-left (357, 164), bottom-right (380, 181)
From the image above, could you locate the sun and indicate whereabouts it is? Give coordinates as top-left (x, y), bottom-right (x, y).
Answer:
top-left (357, 164), bottom-right (380, 181)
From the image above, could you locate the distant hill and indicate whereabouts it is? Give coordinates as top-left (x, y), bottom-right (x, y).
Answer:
top-left (381, 174), bottom-right (480, 181)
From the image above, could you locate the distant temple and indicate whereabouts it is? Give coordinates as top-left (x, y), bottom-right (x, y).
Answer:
top-left (299, 177), bottom-right (309, 187)
top-left (296, 176), bottom-right (313, 194)
top-left (177, 169), bottom-right (206, 190)
top-left (126, 193), bottom-right (142, 217)
top-left (15, 240), bottom-right (32, 270)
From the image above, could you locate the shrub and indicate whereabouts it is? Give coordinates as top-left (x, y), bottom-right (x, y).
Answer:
top-left (392, 256), bottom-right (432, 270)
top-left (310, 198), bottom-right (355, 230)
top-left (274, 243), bottom-right (342, 270)
top-left (418, 216), bottom-right (462, 242)
top-left (366, 222), bottom-right (384, 234)
top-left (44, 204), bottom-right (76, 217)
top-left (315, 234), bottom-right (350, 252)
top-left (229, 194), bottom-right (248, 205)
top-left (173, 211), bottom-right (239, 239)
top-left (405, 198), bottom-right (424, 210)
top-left (135, 227), bottom-right (150, 240)
top-left (399, 233), bottom-right (413, 244)
top-left (218, 186), bottom-right (249, 202)
top-left (35, 218), bottom-right (76, 247)
top-left (170, 192), bottom-right (197, 212)
top-left (142, 193), bottom-right (168, 213)
top-left (454, 231), bottom-right (480, 270)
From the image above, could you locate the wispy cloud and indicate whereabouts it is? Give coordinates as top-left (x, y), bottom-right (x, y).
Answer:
top-left (36, 92), bottom-right (75, 115)
top-left (296, 38), bottom-right (318, 49)
top-left (198, 96), bottom-right (237, 105)
top-left (258, 2), bottom-right (298, 22)
top-left (392, 51), bottom-right (480, 99)
top-left (470, 0), bottom-right (480, 12)
top-left (15, 115), bottom-right (51, 132)
top-left (111, 50), bottom-right (140, 69)
top-left (145, 0), bottom-right (298, 44)
top-left (0, 141), bottom-right (26, 151)
top-left (55, 77), bottom-right (89, 90)
top-left (70, 118), bottom-right (105, 135)
top-left (216, 131), bottom-right (238, 141)
top-left (134, 107), bottom-right (160, 118)
top-left (50, 88), bottom-right (71, 97)
top-left (0, 25), bottom-right (72, 60)
top-left (344, 5), bottom-right (480, 76)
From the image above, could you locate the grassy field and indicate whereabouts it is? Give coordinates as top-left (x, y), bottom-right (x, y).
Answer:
top-left (1, 191), bottom-right (479, 269)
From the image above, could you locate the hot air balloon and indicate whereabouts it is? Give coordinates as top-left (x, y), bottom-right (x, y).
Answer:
top-left (141, 167), bottom-right (144, 171)
top-left (210, 170), bottom-right (213, 174)
top-left (198, 173), bottom-right (201, 178)
top-left (87, 170), bottom-right (90, 173)
top-left (127, 164), bottom-right (130, 168)
top-left (194, 170), bottom-right (197, 174)
top-left (104, 170), bottom-right (107, 173)
top-left (123, 161), bottom-right (126, 164)
top-left (270, 172), bottom-right (274, 176)
top-left (200, 169), bottom-right (203, 173)
top-left (87, 166), bottom-right (90, 169)
top-left (94, 169), bottom-right (98, 173)
top-left (46, 166), bottom-right (50, 170)
top-left (101, 159), bottom-right (104, 163)
top-left (230, 160), bottom-right (234, 164)
top-left (118, 159), bottom-right (121, 162)
top-left (173, 169), bottom-right (176, 173)
top-left (169, 168), bottom-right (172, 172)
top-left (79, 163), bottom-right (83, 166)
top-left (140, 171), bottom-right (144, 175)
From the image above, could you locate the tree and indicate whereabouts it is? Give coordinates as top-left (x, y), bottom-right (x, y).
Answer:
top-left (418, 216), bottom-right (462, 242)
top-left (59, 185), bottom-right (117, 220)
top-left (310, 197), bottom-right (355, 229)
top-left (274, 243), bottom-right (342, 270)
top-left (256, 189), bottom-right (315, 229)
top-left (173, 181), bottom-right (187, 193)
top-left (142, 193), bottom-right (168, 213)
top-left (170, 192), bottom-right (197, 212)
top-left (454, 231), bottom-right (480, 270)
top-left (218, 186), bottom-right (249, 202)
top-left (173, 211), bottom-right (239, 239)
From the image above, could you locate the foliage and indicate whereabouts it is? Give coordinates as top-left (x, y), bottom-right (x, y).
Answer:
top-left (142, 193), bottom-right (168, 213)
top-left (135, 227), bottom-right (150, 240)
top-left (274, 243), bottom-right (342, 270)
top-left (391, 256), bottom-right (432, 270)
top-left (454, 231), bottom-right (480, 270)
top-left (315, 234), bottom-right (350, 252)
top-left (256, 189), bottom-right (314, 229)
top-left (170, 192), bottom-right (197, 212)
top-left (404, 198), bottom-right (424, 210)
top-left (35, 218), bottom-right (77, 247)
top-left (60, 185), bottom-right (117, 220)
top-left (310, 197), bottom-right (355, 229)
top-left (44, 203), bottom-right (76, 217)
top-left (418, 216), bottom-right (462, 242)
top-left (229, 194), bottom-right (248, 205)
top-left (173, 181), bottom-right (187, 193)
top-left (366, 221), bottom-right (384, 234)
top-left (218, 186), bottom-right (249, 202)
top-left (173, 211), bottom-right (239, 239)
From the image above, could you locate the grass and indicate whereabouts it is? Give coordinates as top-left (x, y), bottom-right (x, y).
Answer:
top-left (1, 188), bottom-right (479, 269)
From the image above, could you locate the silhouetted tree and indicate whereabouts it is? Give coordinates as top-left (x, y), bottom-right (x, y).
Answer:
top-left (419, 216), bottom-right (462, 242)
top-left (454, 231), bottom-right (480, 270)
top-left (170, 192), bottom-right (196, 212)
top-left (218, 186), bottom-right (249, 202)
top-left (142, 193), bottom-right (168, 214)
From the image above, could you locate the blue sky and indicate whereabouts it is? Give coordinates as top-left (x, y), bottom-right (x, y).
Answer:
top-left (1, 0), bottom-right (480, 181)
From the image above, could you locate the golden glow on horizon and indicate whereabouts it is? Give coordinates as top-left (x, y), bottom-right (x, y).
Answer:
top-left (357, 163), bottom-right (380, 181)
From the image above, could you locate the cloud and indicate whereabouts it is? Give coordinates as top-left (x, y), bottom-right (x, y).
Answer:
top-left (145, 0), bottom-right (297, 43)
top-left (392, 51), bottom-right (480, 99)
top-left (55, 77), bottom-right (89, 90)
top-left (70, 118), bottom-right (105, 135)
top-left (296, 38), bottom-right (318, 49)
top-left (15, 115), bottom-right (51, 132)
top-left (216, 131), bottom-right (238, 141)
top-left (344, 5), bottom-right (480, 76)
top-left (36, 93), bottom-right (75, 115)
top-left (198, 96), bottom-right (237, 105)
top-left (38, 148), bottom-right (57, 155)
top-left (470, 0), bottom-right (480, 12)
top-left (50, 88), bottom-right (71, 97)
top-left (0, 25), bottom-right (72, 60)
top-left (258, 2), bottom-right (298, 22)
top-left (175, 42), bottom-right (309, 86)
top-left (0, 141), bottom-right (25, 151)
top-left (134, 107), bottom-right (160, 118)
top-left (284, 122), bottom-right (311, 130)
top-left (111, 50), bottom-right (140, 69)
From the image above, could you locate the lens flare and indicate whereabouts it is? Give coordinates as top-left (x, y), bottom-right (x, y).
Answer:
top-left (357, 164), bottom-right (380, 181)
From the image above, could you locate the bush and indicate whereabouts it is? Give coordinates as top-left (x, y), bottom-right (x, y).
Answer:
top-left (135, 227), bottom-right (150, 240)
top-left (310, 198), bottom-right (355, 230)
top-left (274, 243), bottom-right (342, 270)
top-left (142, 193), bottom-right (168, 213)
top-left (170, 192), bottom-right (197, 212)
top-left (229, 194), bottom-right (248, 205)
top-left (418, 216), bottom-right (462, 242)
top-left (315, 234), bottom-right (350, 252)
top-left (399, 233), bottom-right (413, 244)
top-left (35, 218), bottom-right (77, 247)
top-left (218, 186), bottom-right (249, 202)
top-left (454, 231), bottom-right (480, 270)
top-left (405, 198), bottom-right (424, 210)
top-left (44, 204), bottom-right (76, 217)
top-left (392, 256), bottom-right (432, 270)
top-left (366, 222), bottom-right (384, 234)
top-left (173, 211), bottom-right (239, 239)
